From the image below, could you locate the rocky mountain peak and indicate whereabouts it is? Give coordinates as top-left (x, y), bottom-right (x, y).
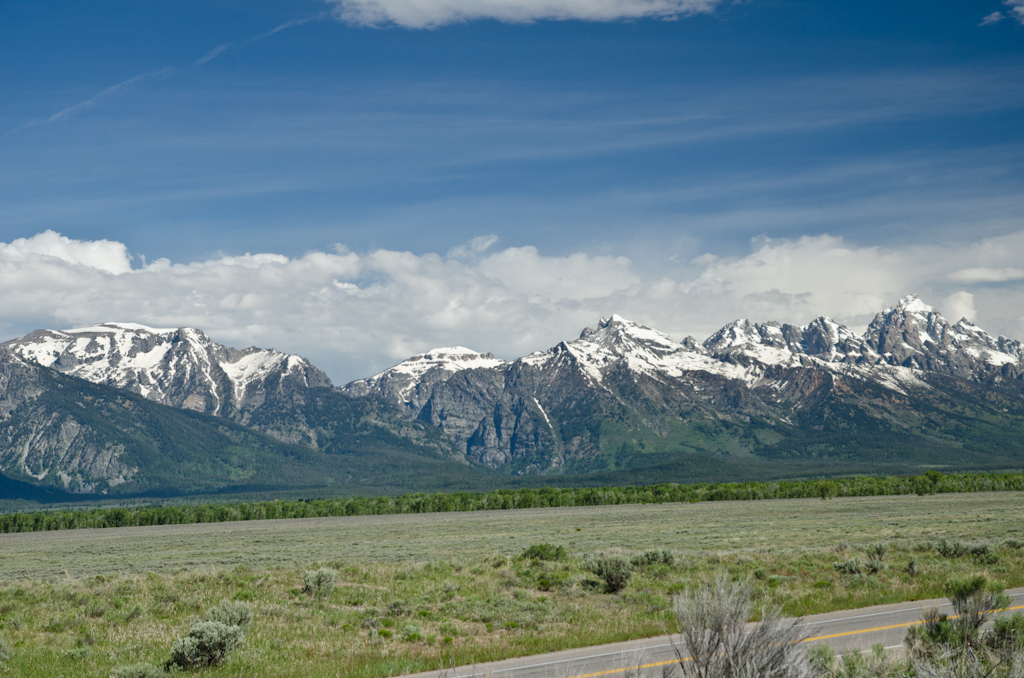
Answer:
top-left (1, 322), bottom-right (330, 417)
top-left (342, 346), bottom-right (507, 403)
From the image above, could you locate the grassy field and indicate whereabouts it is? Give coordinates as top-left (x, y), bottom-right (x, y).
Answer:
top-left (1, 492), bottom-right (1022, 677)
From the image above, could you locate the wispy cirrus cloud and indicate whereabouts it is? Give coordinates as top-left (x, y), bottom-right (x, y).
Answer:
top-left (195, 43), bottom-right (233, 66)
top-left (326, 0), bottom-right (724, 29)
top-left (192, 16), bottom-right (321, 68)
top-left (249, 16), bottom-right (321, 42)
top-left (9, 68), bottom-right (175, 133)
top-left (980, 11), bottom-right (1005, 25)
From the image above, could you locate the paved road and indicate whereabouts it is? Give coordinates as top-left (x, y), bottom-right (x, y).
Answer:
top-left (402, 589), bottom-right (1024, 678)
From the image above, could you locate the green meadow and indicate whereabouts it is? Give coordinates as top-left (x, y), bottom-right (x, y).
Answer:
top-left (1, 492), bottom-right (1022, 677)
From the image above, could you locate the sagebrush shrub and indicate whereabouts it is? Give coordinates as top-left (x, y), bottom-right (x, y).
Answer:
top-left (0, 636), bottom-right (10, 664)
top-left (203, 600), bottom-right (253, 630)
top-left (521, 544), bottom-right (566, 561)
top-left (866, 543), bottom-right (887, 560)
top-left (302, 568), bottom-right (337, 601)
top-left (833, 557), bottom-right (862, 575)
top-left (936, 539), bottom-right (967, 558)
top-left (671, 574), bottom-right (810, 678)
top-left (865, 559), bottom-right (887, 575)
top-left (631, 549), bottom-right (674, 567)
top-left (992, 613), bottom-right (1024, 650)
top-left (946, 576), bottom-right (1010, 636)
top-left (169, 620), bottom-right (245, 669)
top-left (586, 554), bottom-right (632, 593)
top-left (109, 662), bottom-right (166, 678)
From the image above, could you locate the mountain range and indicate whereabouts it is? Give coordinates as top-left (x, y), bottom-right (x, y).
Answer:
top-left (2, 295), bottom-right (1023, 498)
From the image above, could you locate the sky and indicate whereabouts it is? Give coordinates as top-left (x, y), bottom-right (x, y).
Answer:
top-left (1, 0), bottom-right (1023, 382)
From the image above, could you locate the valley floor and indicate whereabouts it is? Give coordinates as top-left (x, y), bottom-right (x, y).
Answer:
top-left (0, 492), bottom-right (1022, 676)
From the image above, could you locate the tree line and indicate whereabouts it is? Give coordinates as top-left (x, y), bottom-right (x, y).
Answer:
top-left (2, 470), bottom-right (1022, 533)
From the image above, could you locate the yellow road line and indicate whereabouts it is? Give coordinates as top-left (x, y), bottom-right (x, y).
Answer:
top-left (567, 604), bottom-right (1024, 678)
top-left (805, 603), bottom-right (1024, 643)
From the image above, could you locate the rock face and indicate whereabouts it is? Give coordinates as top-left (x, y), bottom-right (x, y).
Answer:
top-left (4, 295), bottom-right (1024, 488)
top-left (341, 296), bottom-right (1024, 473)
top-left (1, 323), bottom-right (332, 424)
top-left (0, 348), bottom-right (137, 493)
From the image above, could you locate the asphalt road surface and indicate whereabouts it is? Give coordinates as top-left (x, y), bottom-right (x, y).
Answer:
top-left (402, 589), bottom-right (1024, 678)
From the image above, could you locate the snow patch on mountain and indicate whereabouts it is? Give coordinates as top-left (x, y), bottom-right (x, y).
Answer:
top-left (346, 346), bottom-right (507, 402)
top-left (2, 322), bottom-right (330, 415)
top-left (347, 294), bottom-right (1023, 405)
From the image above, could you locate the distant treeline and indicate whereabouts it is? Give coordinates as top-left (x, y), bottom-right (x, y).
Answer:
top-left (2, 471), bottom-right (1023, 534)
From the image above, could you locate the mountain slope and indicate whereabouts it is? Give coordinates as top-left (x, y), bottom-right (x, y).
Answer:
top-left (340, 296), bottom-right (1024, 475)
top-left (0, 349), bottom-right (483, 497)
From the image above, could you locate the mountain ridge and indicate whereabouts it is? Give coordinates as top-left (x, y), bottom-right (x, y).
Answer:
top-left (3, 294), bottom-right (1024, 495)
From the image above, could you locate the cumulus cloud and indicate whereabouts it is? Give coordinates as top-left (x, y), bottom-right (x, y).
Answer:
top-left (943, 291), bottom-right (976, 322)
top-left (2, 230), bottom-right (1023, 382)
top-left (0, 230), bottom-right (132, 274)
top-left (326, 0), bottom-right (723, 28)
top-left (980, 11), bottom-right (1005, 25)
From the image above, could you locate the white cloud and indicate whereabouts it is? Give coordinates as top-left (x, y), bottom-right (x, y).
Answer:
top-left (15, 69), bottom-right (175, 132)
top-left (326, 0), bottom-right (723, 28)
top-left (1007, 0), bottom-right (1024, 24)
top-left (447, 234), bottom-right (499, 259)
top-left (980, 11), bottom-right (1005, 25)
top-left (195, 44), bottom-right (232, 66)
top-left (949, 267), bottom-right (1024, 283)
top-left (2, 230), bottom-right (1023, 382)
top-left (943, 291), bottom-right (976, 322)
top-left (0, 230), bottom-right (132, 274)
top-left (479, 246), bottom-right (638, 301)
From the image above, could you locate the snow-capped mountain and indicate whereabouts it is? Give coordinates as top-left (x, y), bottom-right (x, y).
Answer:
top-left (1, 322), bottom-right (331, 419)
top-left (339, 295), bottom-right (1024, 472)
top-left (4, 295), bottom-right (1024, 490)
top-left (345, 347), bottom-right (507, 406)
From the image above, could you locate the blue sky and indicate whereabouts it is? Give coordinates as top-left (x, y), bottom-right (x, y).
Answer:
top-left (1, 0), bottom-right (1023, 381)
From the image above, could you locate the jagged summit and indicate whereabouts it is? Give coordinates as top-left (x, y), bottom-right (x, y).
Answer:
top-left (2, 322), bottom-right (330, 417)
top-left (892, 294), bottom-right (934, 315)
top-left (343, 345), bottom-right (506, 403)
top-left (4, 294), bottom-right (1024, 490)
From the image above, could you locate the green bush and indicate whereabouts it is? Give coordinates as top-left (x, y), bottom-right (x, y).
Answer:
top-left (110, 663), bottom-right (165, 678)
top-left (833, 557), bottom-right (863, 575)
top-left (968, 544), bottom-right (999, 564)
top-left (936, 539), bottom-right (968, 558)
top-left (169, 620), bottom-right (245, 669)
top-left (0, 636), bottom-right (10, 664)
top-left (905, 557), bottom-right (918, 577)
top-left (521, 544), bottom-right (567, 561)
top-left (586, 554), bottom-right (632, 593)
top-left (866, 543), bottom-right (887, 560)
top-left (203, 600), bottom-right (253, 630)
top-left (865, 559), bottom-right (887, 575)
top-left (630, 549), bottom-right (674, 567)
top-left (991, 613), bottom-right (1024, 650)
top-left (946, 576), bottom-right (1010, 637)
top-left (302, 568), bottom-right (337, 601)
